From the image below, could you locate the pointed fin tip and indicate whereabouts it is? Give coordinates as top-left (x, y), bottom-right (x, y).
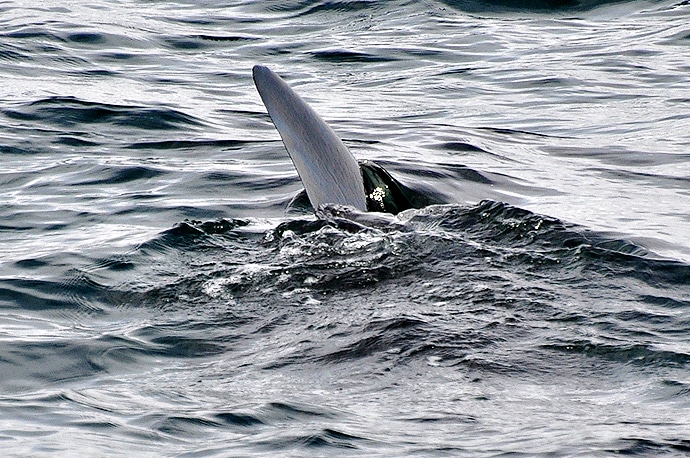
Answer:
top-left (252, 64), bottom-right (270, 84)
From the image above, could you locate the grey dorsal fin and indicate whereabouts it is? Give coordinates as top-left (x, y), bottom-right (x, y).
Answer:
top-left (253, 65), bottom-right (367, 212)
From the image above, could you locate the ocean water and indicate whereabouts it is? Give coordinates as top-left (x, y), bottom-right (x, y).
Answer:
top-left (1, 0), bottom-right (690, 456)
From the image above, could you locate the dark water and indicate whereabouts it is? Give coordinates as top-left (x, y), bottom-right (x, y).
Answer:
top-left (1, 0), bottom-right (690, 456)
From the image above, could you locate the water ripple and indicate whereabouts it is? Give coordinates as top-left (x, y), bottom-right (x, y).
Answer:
top-left (1, 0), bottom-right (690, 455)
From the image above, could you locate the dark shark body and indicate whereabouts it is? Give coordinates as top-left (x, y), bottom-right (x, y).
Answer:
top-left (253, 65), bottom-right (438, 215)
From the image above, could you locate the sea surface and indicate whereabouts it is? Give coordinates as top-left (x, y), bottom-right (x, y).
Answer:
top-left (1, 0), bottom-right (690, 456)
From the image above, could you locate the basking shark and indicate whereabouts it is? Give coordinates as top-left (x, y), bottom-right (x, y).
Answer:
top-left (252, 65), bottom-right (437, 214)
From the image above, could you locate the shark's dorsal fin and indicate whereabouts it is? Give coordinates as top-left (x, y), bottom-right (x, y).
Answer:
top-left (253, 65), bottom-right (367, 212)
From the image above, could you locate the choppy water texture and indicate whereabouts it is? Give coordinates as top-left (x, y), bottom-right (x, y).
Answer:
top-left (1, 0), bottom-right (690, 456)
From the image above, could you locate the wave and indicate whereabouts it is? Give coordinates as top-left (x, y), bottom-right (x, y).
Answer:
top-left (46, 201), bottom-right (676, 373)
top-left (2, 97), bottom-right (203, 130)
top-left (242, 0), bottom-right (661, 16)
top-left (439, 0), bottom-right (652, 13)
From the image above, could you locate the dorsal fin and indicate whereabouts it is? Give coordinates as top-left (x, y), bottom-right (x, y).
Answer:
top-left (253, 65), bottom-right (367, 212)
